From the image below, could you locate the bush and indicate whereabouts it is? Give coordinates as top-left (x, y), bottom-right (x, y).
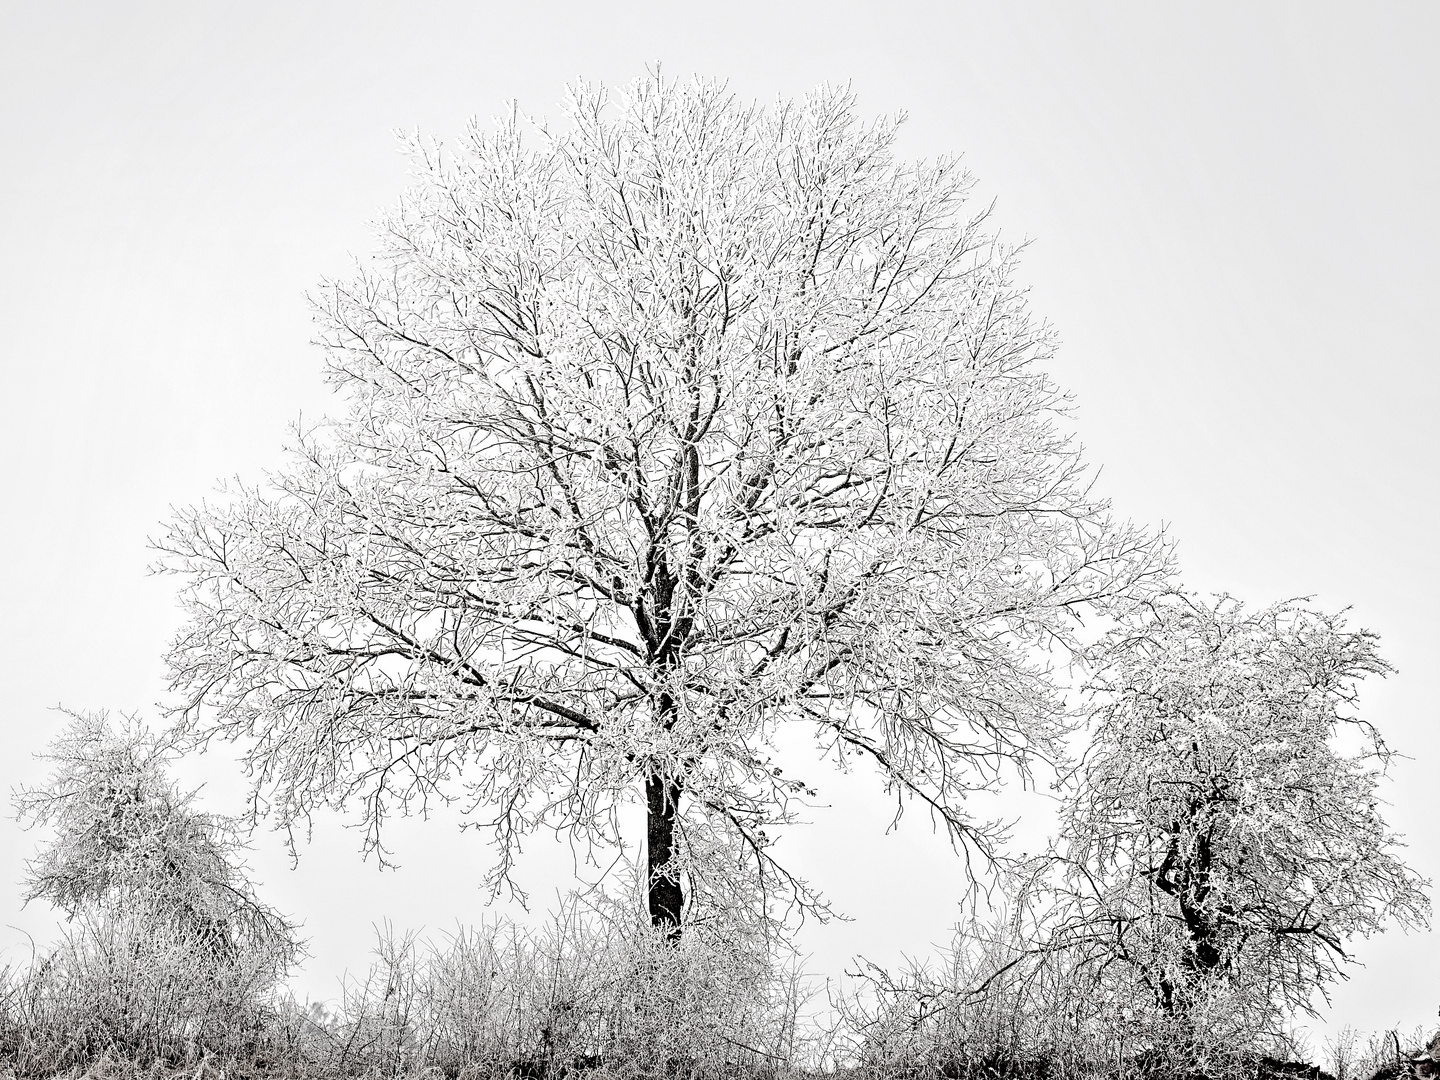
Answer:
top-left (833, 911), bottom-right (1338, 1080)
top-left (0, 901), bottom-right (285, 1071)
top-left (265, 900), bottom-right (816, 1079)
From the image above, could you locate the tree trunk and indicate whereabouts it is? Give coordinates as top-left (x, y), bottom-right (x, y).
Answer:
top-left (645, 773), bottom-right (684, 939)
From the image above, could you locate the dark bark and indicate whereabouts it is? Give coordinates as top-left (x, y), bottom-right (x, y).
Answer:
top-left (645, 773), bottom-right (685, 938)
top-left (1150, 813), bottom-right (1228, 1018)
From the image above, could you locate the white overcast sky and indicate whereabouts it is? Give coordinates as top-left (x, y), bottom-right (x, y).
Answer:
top-left (2, 1), bottom-right (1436, 1048)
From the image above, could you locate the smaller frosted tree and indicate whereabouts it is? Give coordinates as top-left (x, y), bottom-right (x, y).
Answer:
top-left (1041, 594), bottom-right (1429, 1048)
top-left (13, 711), bottom-right (300, 1019)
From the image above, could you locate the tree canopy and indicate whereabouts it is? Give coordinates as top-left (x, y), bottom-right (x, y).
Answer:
top-left (157, 75), bottom-right (1167, 935)
top-left (1038, 594), bottom-right (1429, 1043)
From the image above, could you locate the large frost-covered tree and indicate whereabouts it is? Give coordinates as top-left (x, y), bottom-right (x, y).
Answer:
top-left (157, 75), bottom-right (1166, 936)
top-left (1041, 594), bottom-right (1429, 1042)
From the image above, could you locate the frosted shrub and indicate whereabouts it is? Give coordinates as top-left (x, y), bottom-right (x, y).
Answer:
top-left (0, 900), bottom-right (283, 1070)
top-left (837, 912), bottom-right (1092, 1080)
top-left (292, 901), bottom-right (813, 1079)
top-left (834, 910), bottom-right (1277, 1080)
